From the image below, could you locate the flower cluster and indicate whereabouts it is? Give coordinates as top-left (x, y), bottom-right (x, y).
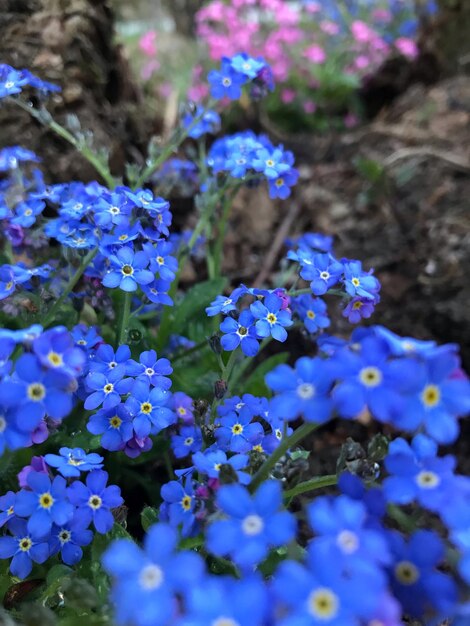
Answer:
top-left (0, 462), bottom-right (122, 578)
top-left (0, 326), bottom-right (85, 455)
top-left (207, 130), bottom-right (299, 199)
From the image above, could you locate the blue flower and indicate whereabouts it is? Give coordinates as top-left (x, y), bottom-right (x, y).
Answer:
top-left (299, 252), bottom-right (344, 295)
top-left (0, 400), bottom-right (30, 454)
top-left (141, 279), bottom-right (173, 306)
top-left (44, 447), bottom-right (104, 478)
top-left (206, 481), bottom-right (296, 568)
top-left (127, 349), bottom-right (173, 389)
top-left (11, 199), bottom-right (45, 227)
top-left (266, 356), bottom-right (333, 423)
top-left (160, 477), bottom-right (196, 536)
top-left (342, 260), bottom-right (381, 301)
top-left (102, 523), bottom-right (205, 626)
top-left (185, 574), bottom-right (269, 626)
top-left (89, 343), bottom-right (133, 376)
top-left (208, 58), bottom-right (247, 100)
top-left (182, 106), bottom-right (221, 139)
top-left (32, 326), bottom-right (86, 380)
top-left (171, 425), bottom-right (202, 458)
top-left (0, 64), bottom-right (29, 98)
top-left (292, 294), bottom-right (330, 333)
top-left (15, 471), bottom-right (73, 536)
top-left (230, 53), bottom-right (266, 79)
top-left (388, 530), bottom-right (458, 618)
top-left (267, 167), bottom-right (299, 199)
top-left (48, 519), bottom-right (93, 565)
top-left (102, 246), bottom-right (154, 292)
top-left (206, 294), bottom-right (239, 317)
top-left (0, 146), bottom-right (40, 171)
top-left (383, 435), bottom-right (459, 512)
top-left (0, 353), bottom-right (74, 428)
top-left (84, 368), bottom-right (134, 411)
top-left (331, 336), bottom-right (418, 423)
top-left (307, 495), bottom-right (390, 568)
top-left (192, 449), bottom-right (250, 484)
top-left (172, 391), bottom-right (194, 422)
top-left (252, 148), bottom-right (291, 179)
top-left (67, 470), bottom-right (123, 533)
top-left (396, 347), bottom-right (470, 443)
top-left (125, 382), bottom-right (175, 438)
top-left (146, 241), bottom-right (178, 282)
top-left (0, 518), bottom-right (49, 579)
top-left (342, 297), bottom-right (376, 323)
top-left (94, 191), bottom-right (133, 230)
top-left (220, 309), bottom-right (260, 357)
top-left (250, 293), bottom-right (293, 342)
top-left (215, 407), bottom-right (264, 453)
top-left (0, 491), bottom-right (16, 528)
top-left (87, 405), bottom-right (134, 451)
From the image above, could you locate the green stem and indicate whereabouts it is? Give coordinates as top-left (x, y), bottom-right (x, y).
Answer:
top-left (210, 189), bottom-right (237, 279)
top-left (118, 292), bottom-right (132, 345)
top-left (283, 474), bottom-right (338, 499)
top-left (210, 349), bottom-right (238, 422)
top-left (42, 247), bottom-right (98, 327)
top-left (10, 98), bottom-right (115, 188)
top-left (171, 338), bottom-right (210, 363)
top-left (249, 421), bottom-right (319, 493)
top-left (135, 100), bottom-right (215, 189)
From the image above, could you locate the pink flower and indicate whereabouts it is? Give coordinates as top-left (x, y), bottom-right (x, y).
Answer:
top-left (372, 9), bottom-right (392, 23)
top-left (355, 55), bottom-right (370, 70)
top-left (351, 20), bottom-right (375, 44)
top-left (304, 44), bottom-right (326, 64)
top-left (320, 20), bottom-right (340, 35)
top-left (281, 88), bottom-right (296, 104)
top-left (344, 113), bottom-right (359, 128)
top-left (395, 37), bottom-right (419, 59)
top-left (303, 100), bottom-right (317, 114)
top-left (139, 31), bottom-right (157, 57)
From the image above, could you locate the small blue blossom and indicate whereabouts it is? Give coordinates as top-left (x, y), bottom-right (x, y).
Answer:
top-left (342, 260), bottom-right (381, 301)
top-left (208, 58), bottom-right (247, 100)
top-left (266, 356), bottom-right (333, 423)
top-left (182, 106), bottom-right (221, 139)
top-left (102, 246), bottom-right (154, 292)
top-left (292, 294), bottom-right (330, 333)
top-left (87, 405), bottom-right (134, 451)
top-left (102, 523), bottom-right (205, 626)
top-left (0, 518), bottom-right (49, 579)
top-left (250, 293), bottom-right (293, 342)
top-left (160, 477), bottom-right (196, 536)
top-left (48, 519), bottom-right (93, 566)
top-left (67, 470), bottom-right (123, 533)
top-left (125, 382), bottom-right (175, 438)
top-left (192, 449), bottom-right (250, 484)
top-left (84, 368), bottom-right (133, 411)
top-left (206, 481), bottom-right (296, 568)
top-left (252, 148), bottom-right (291, 179)
top-left (215, 407), bottom-right (264, 453)
top-left (171, 425), bottom-right (202, 458)
top-left (127, 349), bottom-right (173, 389)
top-left (15, 471), bottom-right (73, 536)
top-left (44, 447), bottom-right (104, 478)
top-left (220, 309), bottom-right (260, 357)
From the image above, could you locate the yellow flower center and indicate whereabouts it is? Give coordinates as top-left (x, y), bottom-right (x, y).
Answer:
top-left (141, 402), bottom-right (153, 414)
top-left (395, 560), bottom-right (419, 585)
top-left (104, 383), bottom-right (114, 394)
top-left (306, 310), bottom-right (316, 319)
top-left (421, 384), bottom-right (440, 408)
top-left (19, 538), bottom-right (32, 552)
top-left (267, 313), bottom-right (277, 324)
top-left (177, 407), bottom-right (187, 416)
top-left (307, 588), bottom-right (339, 619)
top-left (181, 495), bottom-right (192, 511)
top-left (122, 265), bottom-right (133, 276)
top-left (39, 493), bottom-right (54, 509)
top-left (275, 178), bottom-right (284, 187)
top-left (359, 366), bottom-right (382, 388)
top-left (231, 423), bottom-right (243, 435)
top-left (88, 495), bottom-right (102, 510)
top-left (27, 382), bottom-right (46, 401)
top-left (212, 619), bottom-right (239, 626)
top-left (47, 351), bottom-right (63, 366)
top-left (416, 470), bottom-right (440, 489)
top-left (110, 415), bottom-right (122, 428)
top-left (352, 277), bottom-right (360, 287)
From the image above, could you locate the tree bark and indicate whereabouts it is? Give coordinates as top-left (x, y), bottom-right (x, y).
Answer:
top-left (433, 0), bottom-right (470, 74)
top-left (0, 0), bottom-right (147, 183)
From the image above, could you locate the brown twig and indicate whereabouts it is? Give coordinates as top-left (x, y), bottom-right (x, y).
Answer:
top-left (253, 201), bottom-right (302, 288)
top-left (383, 147), bottom-right (470, 172)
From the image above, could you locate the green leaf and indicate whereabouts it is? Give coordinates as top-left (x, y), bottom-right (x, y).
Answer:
top-left (354, 157), bottom-right (385, 183)
top-left (290, 449), bottom-right (310, 461)
top-left (141, 506), bottom-right (158, 532)
top-left (242, 352), bottom-right (289, 396)
top-left (172, 278), bottom-right (227, 336)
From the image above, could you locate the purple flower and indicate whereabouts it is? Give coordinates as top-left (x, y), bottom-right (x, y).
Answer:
top-left (342, 297), bottom-right (376, 323)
